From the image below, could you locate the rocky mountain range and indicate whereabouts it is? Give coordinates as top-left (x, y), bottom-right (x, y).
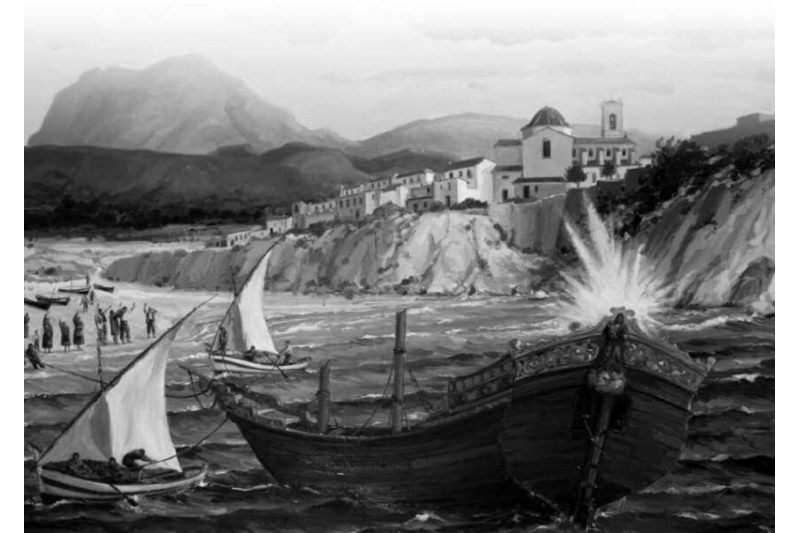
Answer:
top-left (28, 54), bottom-right (662, 161)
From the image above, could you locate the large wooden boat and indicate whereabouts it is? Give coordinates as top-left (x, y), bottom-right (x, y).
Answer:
top-left (30, 305), bottom-right (209, 504)
top-left (205, 309), bottom-right (713, 528)
top-left (206, 246), bottom-right (306, 376)
top-left (35, 294), bottom-right (71, 306)
top-left (25, 297), bottom-right (51, 311)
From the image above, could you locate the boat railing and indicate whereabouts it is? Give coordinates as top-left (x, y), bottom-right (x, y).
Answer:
top-left (445, 356), bottom-right (516, 410)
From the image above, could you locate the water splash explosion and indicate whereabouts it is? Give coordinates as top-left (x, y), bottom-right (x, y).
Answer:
top-left (558, 196), bottom-right (672, 335)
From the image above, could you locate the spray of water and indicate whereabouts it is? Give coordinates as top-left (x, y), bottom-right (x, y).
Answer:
top-left (557, 196), bottom-right (672, 335)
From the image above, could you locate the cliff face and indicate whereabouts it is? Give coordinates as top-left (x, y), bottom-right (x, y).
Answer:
top-left (639, 171), bottom-right (775, 311)
top-left (104, 212), bottom-right (546, 296)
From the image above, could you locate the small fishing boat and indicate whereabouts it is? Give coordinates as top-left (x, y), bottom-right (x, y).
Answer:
top-left (204, 309), bottom-right (713, 529)
top-left (25, 297), bottom-right (51, 311)
top-left (93, 283), bottom-right (115, 293)
top-left (30, 305), bottom-right (208, 504)
top-left (207, 247), bottom-right (307, 376)
top-left (36, 295), bottom-right (71, 306)
top-left (58, 286), bottom-right (91, 295)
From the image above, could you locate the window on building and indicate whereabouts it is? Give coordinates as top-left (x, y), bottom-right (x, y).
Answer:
top-left (622, 149), bottom-right (627, 157)
top-left (450, 172), bottom-right (454, 178)
top-left (413, 204), bottom-right (419, 213)
top-left (593, 175), bottom-right (597, 183)
top-left (523, 185), bottom-right (530, 198)
top-left (534, 185), bottom-right (539, 193)
top-left (346, 199), bottom-right (350, 208)
top-left (423, 201), bottom-right (428, 208)
top-left (542, 139), bottom-right (551, 159)
top-left (609, 113), bottom-right (617, 130)
top-left (606, 148), bottom-right (611, 157)
top-left (589, 149), bottom-right (595, 158)
top-left (467, 169), bottom-right (472, 178)
top-left (572, 148), bottom-right (577, 157)
top-left (427, 187), bottom-right (431, 194)
top-left (502, 189), bottom-right (509, 201)
top-left (339, 200), bottom-right (343, 208)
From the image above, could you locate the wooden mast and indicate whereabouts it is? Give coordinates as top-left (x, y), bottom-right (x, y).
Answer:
top-left (391, 309), bottom-right (407, 434)
top-left (317, 360), bottom-right (331, 433)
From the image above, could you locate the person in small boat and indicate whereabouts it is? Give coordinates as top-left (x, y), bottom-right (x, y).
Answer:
top-left (105, 457), bottom-right (125, 484)
top-left (217, 326), bottom-right (228, 354)
top-left (243, 345), bottom-right (257, 362)
top-left (59, 320), bottom-right (71, 352)
top-left (143, 303), bottom-right (157, 339)
top-left (33, 330), bottom-right (40, 352)
top-left (508, 338), bottom-right (522, 359)
top-left (67, 452), bottom-right (91, 478)
top-left (42, 313), bottom-right (53, 353)
top-left (25, 343), bottom-right (45, 370)
top-left (73, 311), bottom-right (85, 350)
top-left (279, 340), bottom-right (294, 365)
top-left (25, 312), bottom-right (30, 339)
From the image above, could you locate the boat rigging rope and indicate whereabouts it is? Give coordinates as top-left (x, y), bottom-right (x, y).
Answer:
top-left (407, 368), bottom-right (434, 412)
top-left (144, 415), bottom-right (230, 467)
top-left (43, 362), bottom-right (104, 385)
top-left (355, 359), bottom-right (395, 435)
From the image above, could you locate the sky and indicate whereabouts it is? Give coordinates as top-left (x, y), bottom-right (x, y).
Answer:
top-left (24, 0), bottom-right (775, 143)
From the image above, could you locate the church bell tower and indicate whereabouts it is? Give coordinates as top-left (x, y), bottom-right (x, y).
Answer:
top-left (601, 100), bottom-right (624, 138)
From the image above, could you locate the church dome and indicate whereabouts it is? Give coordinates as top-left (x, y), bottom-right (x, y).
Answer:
top-left (524, 106), bottom-right (570, 129)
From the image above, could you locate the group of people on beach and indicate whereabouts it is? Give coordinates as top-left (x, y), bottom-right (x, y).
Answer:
top-left (24, 300), bottom-right (160, 370)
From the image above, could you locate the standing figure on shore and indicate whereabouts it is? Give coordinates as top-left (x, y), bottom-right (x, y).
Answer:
top-left (109, 307), bottom-right (120, 344)
top-left (33, 330), bottom-right (40, 352)
top-left (118, 304), bottom-right (135, 344)
top-left (42, 313), bottom-right (53, 353)
top-left (85, 274), bottom-right (91, 288)
top-left (59, 319), bottom-right (71, 352)
top-left (73, 311), bottom-right (85, 350)
top-left (94, 306), bottom-right (105, 345)
top-left (81, 295), bottom-right (89, 314)
top-left (25, 312), bottom-right (30, 339)
top-left (89, 288), bottom-right (95, 306)
top-left (143, 303), bottom-right (157, 339)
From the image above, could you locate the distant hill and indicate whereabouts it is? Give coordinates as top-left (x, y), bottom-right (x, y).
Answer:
top-left (691, 114), bottom-right (775, 149)
top-left (28, 54), bottom-right (345, 154)
top-left (24, 144), bottom-right (372, 217)
top-left (350, 113), bottom-right (662, 161)
top-left (349, 148), bottom-right (455, 177)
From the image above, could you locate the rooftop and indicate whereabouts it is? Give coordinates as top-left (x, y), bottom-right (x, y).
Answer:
top-left (495, 139), bottom-right (522, 147)
top-left (495, 165), bottom-right (523, 172)
top-left (514, 177), bottom-right (567, 184)
top-left (444, 157), bottom-right (491, 171)
top-left (574, 136), bottom-right (636, 145)
top-left (523, 106), bottom-right (570, 130)
top-left (396, 168), bottom-right (434, 179)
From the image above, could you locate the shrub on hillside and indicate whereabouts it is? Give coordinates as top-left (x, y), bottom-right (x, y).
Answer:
top-left (451, 198), bottom-right (488, 210)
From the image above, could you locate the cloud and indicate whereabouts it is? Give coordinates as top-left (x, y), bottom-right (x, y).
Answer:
top-left (631, 80), bottom-right (675, 95)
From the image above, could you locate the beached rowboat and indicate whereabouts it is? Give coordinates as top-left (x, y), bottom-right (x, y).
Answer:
top-left (93, 284), bottom-right (115, 293)
top-left (25, 297), bottom-right (51, 311)
top-left (36, 295), bottom-right (70, 306)
top-left (58, 286), bottom-right (91, 295)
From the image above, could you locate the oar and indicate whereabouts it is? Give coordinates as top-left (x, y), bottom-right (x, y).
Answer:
top-left (105, 480), bottom-right (139, 507)
top-left (263, 351), bottom-right (289, 379)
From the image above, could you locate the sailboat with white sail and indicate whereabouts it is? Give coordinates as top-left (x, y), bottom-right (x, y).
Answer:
top-left (31, 305), bottom-right (208, 503)
top-left (207, 248), bottom-right (310, 375)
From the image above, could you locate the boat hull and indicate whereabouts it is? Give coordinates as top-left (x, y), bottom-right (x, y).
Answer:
top-left (35, 295), bottom-right (70, 306)
top-left (211, 355), bottom-right (309, 375)
top-left (25, 298), bottom-right (51, 311)
top-left (38, 466), bottom-right (207, 503)
top-left (94, 284), bottom-right (115, 293)
top-left (58, 287), bottom-right (91, 295)
top-left (227, 402), bottom-right (526, 506)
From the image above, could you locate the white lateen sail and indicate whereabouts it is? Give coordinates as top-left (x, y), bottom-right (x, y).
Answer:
top-left (225, 250), bottom-right (277, 354)
top-left (37, 309), bottom-right (200, 473)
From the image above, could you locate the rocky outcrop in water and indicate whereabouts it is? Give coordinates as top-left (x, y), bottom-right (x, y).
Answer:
top-left (104, 212), bottom-right (549, 296)
top-left (639, 170), bottom-right (774, 312)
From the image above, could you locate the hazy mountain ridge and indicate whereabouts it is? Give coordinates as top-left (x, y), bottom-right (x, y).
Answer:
top-left (28, 54), bottom-right (341, 154)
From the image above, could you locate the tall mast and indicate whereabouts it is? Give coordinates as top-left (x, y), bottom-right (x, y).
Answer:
top-left (391, 309), bottom-right (407, 434)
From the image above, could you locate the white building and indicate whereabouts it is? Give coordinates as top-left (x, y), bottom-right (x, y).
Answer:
top-left (433, 157), bottom-right (496, 208)
top-left (265, 216), bottom-right (293, 236)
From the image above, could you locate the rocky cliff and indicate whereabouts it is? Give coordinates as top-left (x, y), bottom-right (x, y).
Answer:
top-left (639, 171), bottom-right (774, 312)
top-left (104, 211), bottom-right (549, 296)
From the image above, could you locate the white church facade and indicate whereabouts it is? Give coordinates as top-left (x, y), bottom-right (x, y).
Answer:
top-left (493, 101), bottom-right (639, 201)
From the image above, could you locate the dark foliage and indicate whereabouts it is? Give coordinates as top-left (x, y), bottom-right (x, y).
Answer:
top-left (565, 163), bottom-right (588, 183)
top-left (451, 198), bottom-right (488, 210)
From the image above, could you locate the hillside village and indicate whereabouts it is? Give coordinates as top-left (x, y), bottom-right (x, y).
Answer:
top-left (240, 101), bottom-right (647, 244)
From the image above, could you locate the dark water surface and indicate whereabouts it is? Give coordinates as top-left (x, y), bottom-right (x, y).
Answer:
top-left (24, 289), bottom-right (774, 532)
